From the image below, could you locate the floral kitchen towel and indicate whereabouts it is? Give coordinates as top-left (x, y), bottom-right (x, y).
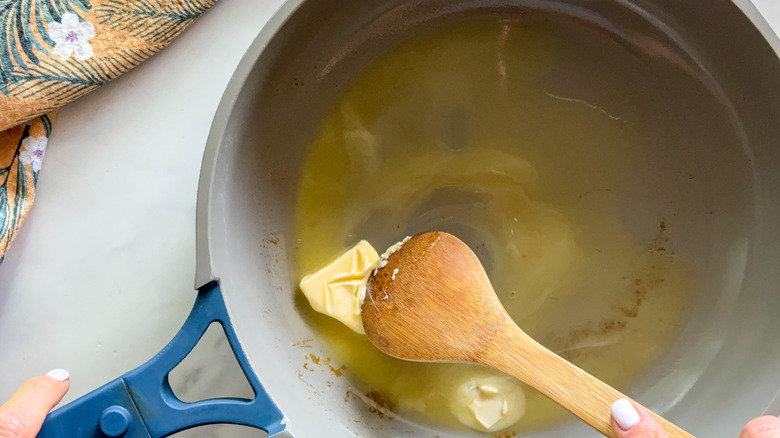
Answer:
top-left (0, 0), bottom-right (217, 260)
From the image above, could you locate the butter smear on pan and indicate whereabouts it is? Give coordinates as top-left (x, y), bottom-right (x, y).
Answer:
top-left (299, 238), bottom-right (524, 432)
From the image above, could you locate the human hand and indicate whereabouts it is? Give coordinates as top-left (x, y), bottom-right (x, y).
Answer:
top-left (611, 398), bottom-right (780, 437)
top-left (0, 370), bottom-right (70, 438)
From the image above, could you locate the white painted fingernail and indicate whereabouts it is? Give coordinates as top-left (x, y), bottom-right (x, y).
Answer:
top-left (611, 398), bottom-right (640, 430)
top-left (46, 369), bottom-right (70, 382)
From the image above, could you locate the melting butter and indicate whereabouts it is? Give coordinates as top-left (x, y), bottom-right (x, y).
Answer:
top-left (294, 17), bottom-right (694, 434)
top-left (451, 375), bottom-right (526, 432)
top-left (299, 240), bottom-right (378, 334)
top-left (300, 240), bottom-right (527, 433)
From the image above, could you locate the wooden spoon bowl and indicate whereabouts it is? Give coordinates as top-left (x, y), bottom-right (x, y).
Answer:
top-left (362, 231), bottom-right (693, 437)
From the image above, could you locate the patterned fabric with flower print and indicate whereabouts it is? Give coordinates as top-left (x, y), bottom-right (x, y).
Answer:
top-left (48, 13), bottom-right (96, 61)
top-left (0, 0), bottom-right (218, 261)
top-left (0, 114), bottom-right (53, 261)
top-left (19, 136), bottom-right (48, 172)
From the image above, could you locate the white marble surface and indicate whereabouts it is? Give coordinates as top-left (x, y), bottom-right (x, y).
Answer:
top-left (0, 1), bottom-right (778, 437)
top-left (0, 0), bottom-right (285, 436)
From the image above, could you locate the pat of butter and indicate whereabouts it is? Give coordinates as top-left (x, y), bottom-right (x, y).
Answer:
top-left (468, 385), bottom-right (508, 429)
top-left (450, 375), bottom-right (526, 432)
top-left (299, 240), bottom-right (379, 334)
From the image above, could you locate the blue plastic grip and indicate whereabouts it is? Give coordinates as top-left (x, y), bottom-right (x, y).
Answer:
top-left (37, 282), bottom-right (285, 438)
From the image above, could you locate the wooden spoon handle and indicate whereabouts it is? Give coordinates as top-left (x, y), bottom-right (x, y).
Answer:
top-left (484, 325), bottom-right (695, 437)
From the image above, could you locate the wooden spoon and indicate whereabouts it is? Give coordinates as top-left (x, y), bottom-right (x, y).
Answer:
top-left (362, 231), bottom-right (694, 437)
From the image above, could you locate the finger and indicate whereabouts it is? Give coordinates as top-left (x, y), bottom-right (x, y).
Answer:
top-left (739, 415), bottom-right (780, 438)
top-left (610, 398), bottom-right (670, 438)
top-left (0, 370), bottom-right (70, 438)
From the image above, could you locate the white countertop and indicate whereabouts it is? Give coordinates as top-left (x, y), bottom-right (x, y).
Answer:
top-left (0, 1), bottom-right (778, 437)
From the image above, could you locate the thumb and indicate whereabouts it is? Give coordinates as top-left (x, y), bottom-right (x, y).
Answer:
top-left (739, 415), bottom-right (780, 438)
top-left (611, 398), bottom-right (670, 438)
top-left (0, 370), bottom-right (70, 438)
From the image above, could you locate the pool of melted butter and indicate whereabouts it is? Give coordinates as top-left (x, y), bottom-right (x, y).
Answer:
top-left (294, 16), bottom-right (694, 434)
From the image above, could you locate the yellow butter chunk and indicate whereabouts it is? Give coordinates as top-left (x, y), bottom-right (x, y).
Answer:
top-left (468, 385), bottom-right (507, 429)
top-left (450, 375), bottom-right (526, 432)
top-left (299, 240), bottom-right (379, 334)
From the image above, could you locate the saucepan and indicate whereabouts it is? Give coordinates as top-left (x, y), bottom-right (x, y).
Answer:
top-left (36, 0), bottom-right (780, 437)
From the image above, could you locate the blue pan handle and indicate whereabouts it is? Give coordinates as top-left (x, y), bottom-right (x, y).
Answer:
top-left (37, 282), bottom-right (285, 437)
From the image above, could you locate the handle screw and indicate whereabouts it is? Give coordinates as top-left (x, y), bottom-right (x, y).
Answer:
top-left (99, 405), bottom-right (131, 437)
